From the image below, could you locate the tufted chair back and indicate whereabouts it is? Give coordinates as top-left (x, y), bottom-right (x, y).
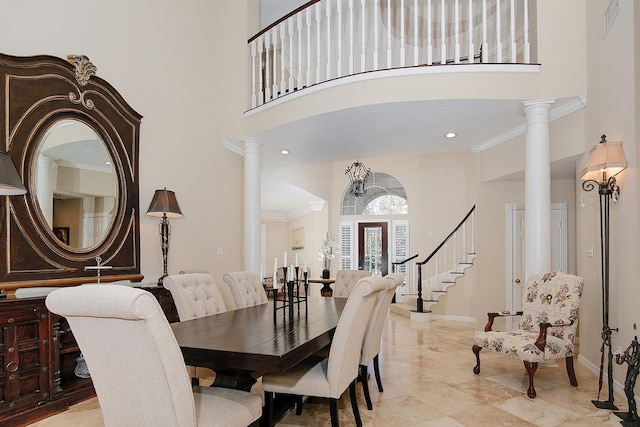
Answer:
top-left (333, 269), bottom-right (373, 298)
top-left (163, 273), bottom-right (227, 321)
top-left (45, 285), bottom-right (262, 427)
top-left (223, 271), bottom-right (268, 308)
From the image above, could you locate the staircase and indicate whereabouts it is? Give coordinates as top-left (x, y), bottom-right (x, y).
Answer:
top-left (391, 206), bottom-right (476, 320)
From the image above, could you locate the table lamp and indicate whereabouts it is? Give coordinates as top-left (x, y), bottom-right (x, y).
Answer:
top-left (146, 188), bottom-right (183, 285)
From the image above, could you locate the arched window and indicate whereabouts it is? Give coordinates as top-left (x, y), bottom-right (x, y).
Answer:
top-left (341, 172), bottom-right (407, 216)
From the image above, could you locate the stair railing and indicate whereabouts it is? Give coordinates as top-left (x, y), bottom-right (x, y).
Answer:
top-left (391, 253), bottom-right (419, 302)
top-left (415, 205), bottom-right (475, 312)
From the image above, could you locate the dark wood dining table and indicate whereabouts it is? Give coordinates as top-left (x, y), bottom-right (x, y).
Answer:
top-left (171, 296), bottom-right (346, 391)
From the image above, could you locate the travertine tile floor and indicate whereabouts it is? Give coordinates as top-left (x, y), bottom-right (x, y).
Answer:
top-left (29, 312), bottom-right (627, 426)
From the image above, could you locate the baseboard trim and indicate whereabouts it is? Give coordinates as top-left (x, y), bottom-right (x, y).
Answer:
top-left (431, 314), bottom-right (476, 323)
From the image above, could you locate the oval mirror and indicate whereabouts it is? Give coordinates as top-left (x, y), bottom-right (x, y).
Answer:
top-left (34, 119), bottom-right (118, 250)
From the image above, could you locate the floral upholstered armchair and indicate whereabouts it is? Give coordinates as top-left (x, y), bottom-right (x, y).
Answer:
top-left (472, 272), bottom-right (584, 398)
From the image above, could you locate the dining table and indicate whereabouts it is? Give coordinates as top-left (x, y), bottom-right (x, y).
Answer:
top-left (171, 296), bottom-right (346, 391)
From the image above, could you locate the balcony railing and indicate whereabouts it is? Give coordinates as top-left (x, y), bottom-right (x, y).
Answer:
top-left (248, 0), bottom-right (533, 109)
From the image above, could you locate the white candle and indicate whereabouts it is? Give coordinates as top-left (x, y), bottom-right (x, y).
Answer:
top-left (273, 257), bottom-right (278, 289)
top-left (283, 251), bottom-right (287, 267)
top-left (304, 254), bottom-right (307, 272)
top-left (288, 264), bottom-right (294, 281)
top-left (295, 253), bottom-right (299, 268)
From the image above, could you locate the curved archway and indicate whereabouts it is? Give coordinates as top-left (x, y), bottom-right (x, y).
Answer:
top-left (341, 171), bottom-right (407, 216)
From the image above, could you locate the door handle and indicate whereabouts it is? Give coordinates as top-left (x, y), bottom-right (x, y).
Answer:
top-left (514, 278), bottom-right (521, 284)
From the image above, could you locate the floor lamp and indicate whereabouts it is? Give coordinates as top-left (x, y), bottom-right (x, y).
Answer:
top-left (580, 135), bottom-right (627, 410)
top-left (147, 188), bottom-right (183, 285)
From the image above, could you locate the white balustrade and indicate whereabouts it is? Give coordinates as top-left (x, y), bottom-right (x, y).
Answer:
top-left (249, 0), bottom-right (533, 108)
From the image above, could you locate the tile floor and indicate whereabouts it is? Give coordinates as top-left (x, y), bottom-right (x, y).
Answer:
top-left (29, 312), bottom-right (628, 426)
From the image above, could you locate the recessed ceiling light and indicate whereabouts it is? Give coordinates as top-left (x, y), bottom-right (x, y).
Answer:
top-left (445, 132), bottom-right (457, 138)
top-left (280, 149), bottom-right (290, 155)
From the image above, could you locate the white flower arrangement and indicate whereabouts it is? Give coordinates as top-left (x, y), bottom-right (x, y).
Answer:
top-left (318, 233), bottom-right (339, 271)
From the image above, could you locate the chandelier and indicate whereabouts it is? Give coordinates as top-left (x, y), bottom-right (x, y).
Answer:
top-left (345, 160), bottom-right (371, 197)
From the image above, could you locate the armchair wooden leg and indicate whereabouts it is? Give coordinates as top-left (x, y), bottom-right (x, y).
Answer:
top-left (565, 355), bottom-right (578, 386)
top-left (472, 344), bottom-right (482, 374)
top-left (329, 398), bottom-right (339, 427)
top-left (523, 361), bottom-right (539, 398)
top-left (373, 354), bottom-right (384, 392)
top-left (349, 380), bottom-right (362, 427)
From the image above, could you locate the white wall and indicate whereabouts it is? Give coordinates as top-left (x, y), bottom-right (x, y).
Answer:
top-left (576, 0), bottom-right (640, 394)
top-left (0, 1), bottom-right (252, 286)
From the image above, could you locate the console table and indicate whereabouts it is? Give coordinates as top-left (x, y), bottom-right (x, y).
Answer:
top-left (308, 278), bottom-right (335, 297)
top-left (0, 284), bottom-right (177, 426)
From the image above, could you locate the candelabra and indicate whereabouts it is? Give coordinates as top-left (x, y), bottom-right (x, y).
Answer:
top-left (273, 266), bottom-right (308, 319)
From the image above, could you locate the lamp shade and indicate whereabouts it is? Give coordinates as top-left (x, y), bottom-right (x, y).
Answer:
top-left (146, 188), bottom-right (183, 219)
top-left (0, 151), bottom-right (27, 195)
top-left (579, 136), bottom-right (627, 182)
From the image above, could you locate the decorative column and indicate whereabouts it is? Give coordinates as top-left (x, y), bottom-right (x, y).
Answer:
top-left (36, 154), bottom-right (57, 228)
top-left (243, 138), bottom-right (262, 276)
top-left (523, 100), bottom-right (554, 277)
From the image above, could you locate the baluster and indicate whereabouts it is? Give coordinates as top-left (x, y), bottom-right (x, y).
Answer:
top-left (265, 31), bottom-right (272, 101)
top-left (468, 0), bottom-right (474, 63)
top-left (453, 231), bottom-right (458, 268)
top-left (250, 40), bottom-right (257, 108)
top-left (316, 3), bottom-right (322, 83)
top-left (348, 0), bottom-right (354, 74)
top-left (440, 0), bottom-right (446, 65)
top-left (417, 264), bottom-right (424, 312)
top-left (280, 24), bottom-right (286, 94)
top-left (462, 221), bottom-right (467, 259)
top-left (272, 28), bottom-right (278, 99)
top-left (400, 0), bottom-right (405, 67)
top-left (288, 19), bottom-right (295, 92)
top-left (326, 0), bottom-right (332, 80)
top-left (472, 210), bottom-right (476, 254)
top-left (444, 241), bottom-right (448, 273)
top-left (509, 0), bottom-right (516, 62)
top-left (427, 0), bottom-right (433, 65)
top-left (414, 0), bottom-right (419, 65)
top-left (306, 8), bottom-right (312, 87)
top-left (496, 0), bottom-right (502, 63)
top-left (360, 0), bottom-right (366, 72)
top-left (454, 0), bottom-right (460, 63)
top-left (524, 0), bottom-right (530, 62)
top-left (257, 36), bottom-right (264, 106)
top-left (435, 253), bottom-right (439, 292)
top-left (481, 0), bottom-right (488, 63)
top-left (337, 0), bottom-right (343, 77)
top-left (373, 0), bottom-right (379, 69)
top-left (386, 0), bottom-right (392, 68)
top-left (297, 13), bottom-right (303, 87)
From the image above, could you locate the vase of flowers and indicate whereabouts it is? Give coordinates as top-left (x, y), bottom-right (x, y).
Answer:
top-left (318, 232), bottom-right (339, 279)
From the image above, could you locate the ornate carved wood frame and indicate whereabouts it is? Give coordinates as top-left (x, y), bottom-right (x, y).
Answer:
top-left (0, 53), bottom-right (142, 290)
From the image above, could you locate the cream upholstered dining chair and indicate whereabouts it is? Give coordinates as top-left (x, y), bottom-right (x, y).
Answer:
top-left (163, 273), bottom-right (227, 385)
top-left (261, 275), bottom-right (388, 427)
top-left (472, 272), bottom-right (584, 399)
top-left (164, 273), bottom-right (228, 321)
top-left (45, 284), bottom-right (262, 427)
top-left (332, 269), bottom-right (372, 298)
top-left (223, 271), bottom-right (268, 308)
top-left (358, 273), bottom-right (403, 410)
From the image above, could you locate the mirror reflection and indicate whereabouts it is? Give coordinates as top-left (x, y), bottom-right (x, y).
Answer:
top-left (35, 120), bottom-right (118, 250)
